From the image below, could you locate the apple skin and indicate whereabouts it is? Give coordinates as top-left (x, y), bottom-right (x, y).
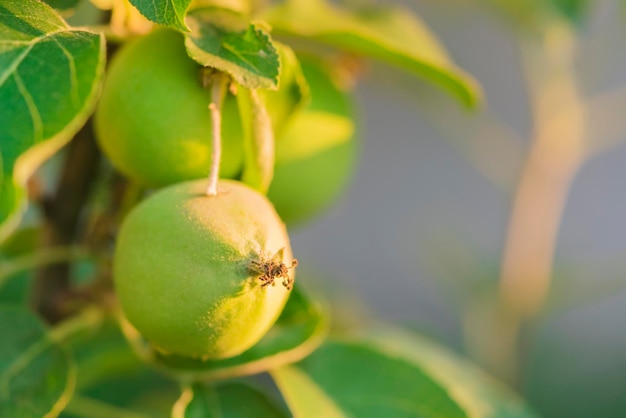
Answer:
top-left (94, 29), bottom-right (244, 188)
top-left (95, 28), bottom-right (357, 225)
top-left (268, 55), bottom-right (357, 225)
top-left (113, 179), bottom-right (295, 359)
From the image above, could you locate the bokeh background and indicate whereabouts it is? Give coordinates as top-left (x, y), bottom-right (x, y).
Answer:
top-left (289, 1), bottom-right (626, 417)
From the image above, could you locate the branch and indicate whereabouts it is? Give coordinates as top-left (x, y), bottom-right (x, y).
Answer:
top-left (33, 118), bottom-right (101, 323)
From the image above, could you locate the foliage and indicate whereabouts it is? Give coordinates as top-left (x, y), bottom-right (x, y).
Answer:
top-left (3, 0), bottom-right (594, 416)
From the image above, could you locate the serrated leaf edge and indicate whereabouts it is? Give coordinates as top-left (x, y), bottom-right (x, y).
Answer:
top-left (184, 23), bottom-right (280, 90)
top-left (128, 0), bottom-right (191, 32)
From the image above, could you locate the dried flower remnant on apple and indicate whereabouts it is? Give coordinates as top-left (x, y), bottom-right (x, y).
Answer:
top-left (249, 248), bottom-right (299, 290)
top-left (113, 180), bottom-right (298, 359)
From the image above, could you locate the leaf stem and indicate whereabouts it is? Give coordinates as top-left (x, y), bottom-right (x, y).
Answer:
top-left (171, 385), bottom-right (194, 418)
top-left (469, 26), bottom-right (587, 386)
top-left (206, 74), bottom-right (229, 196)
top-left (48, 306), bottom-right (104, 344)
top-left (239, 88), bottom-right (275, 193)
top-left (0, 246), bottom-right (91, 289)
top-left (112, 304), bottom-right (155, 364)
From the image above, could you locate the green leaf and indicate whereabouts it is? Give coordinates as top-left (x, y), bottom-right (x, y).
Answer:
top-left (272, 327), bottom-right (538, 418)
top-left (0, 0), bottom-right (106, 243)
top-left (261, 42), bottom-right (310, 137)
top-left (69, 320), bottom-right (143, 391)
top-left (0, 227), bottom-right (38, 303)
top-left (0, 227), bottom-right (39, 259)
top-left (66, 320), bottom-right (176, 417)
top-left (0, 245), bottom-right (94, 306)
top-left (43, 0), bottom-right (82, 11)
top-left (0, 305), bottom-right (75, 417)
top-left (262, 0), bottom-right (480, 107)
top-left (193, 0), bottom-right (250, 14)
top-left (64, 394), bottom-right (156, 418)
top-left (361, 327), bottom-right (539, 417)
top-left (0, 245), bottom-right (93, 305)
top-left (184, 7), bottom-right (280, 89)
top-left (128, 0), bottom-right (191, 31)
top-left (550, 0), bottom-right (588, 24)
top-left (67, 372), bottom-right (175, 418)
top-left (172, 382), bottom-right (287, 418)
top-left (489, 0), bottom-right (589, 28)
top-left (238, 87), bottom-right (275, 193)
top-left (272, 341), bottom-right (466, 418)
top-left (0, 269), bottom-right (31, 304)
top-left (135, 284), bottom-right (328, 381)
top-left (0, 246), bottom-right (90, 295)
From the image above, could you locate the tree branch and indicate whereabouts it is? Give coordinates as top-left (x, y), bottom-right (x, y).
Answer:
top-left (33, 118), bottom-right (101, 323)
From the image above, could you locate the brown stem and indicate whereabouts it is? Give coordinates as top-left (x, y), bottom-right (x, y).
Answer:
top-left (466, 26), bottom-right (587, 386)
top-left (33, 119), bottom-right (101, 323)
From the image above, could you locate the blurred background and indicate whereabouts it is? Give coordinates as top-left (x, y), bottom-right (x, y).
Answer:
top-left (289, 1), bottom-right (626, 417)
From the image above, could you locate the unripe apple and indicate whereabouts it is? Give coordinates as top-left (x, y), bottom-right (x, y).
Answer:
top-left (113, 179), bottom-right (296, 359)
top-left (268, 55), bottom-right (357, 225)
top-left (95, 28), bottom-right (357, 225)
top-left (94, 29), bottom-right (244, 187)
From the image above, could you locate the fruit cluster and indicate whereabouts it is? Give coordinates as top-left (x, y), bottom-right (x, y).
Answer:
top-left (96, 29), bottom-right (356, 359)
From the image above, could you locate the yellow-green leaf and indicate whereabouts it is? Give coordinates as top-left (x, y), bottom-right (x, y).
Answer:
top-left (263, 0), bottom-right (481, 107)
top-left (129, 0), bottom-right (192, 31)
top-left (272, 327), bottom-right (539, 418)
top-left (238, 87), bottom-right (275, 193)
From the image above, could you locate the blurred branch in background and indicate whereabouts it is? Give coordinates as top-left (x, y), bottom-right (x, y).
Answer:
top-left (491, 24), bottom-right (586, 385)
top-left (408, 0), bottom-right (626, 390)
top-left (33, 120), bottom-right (101, 323)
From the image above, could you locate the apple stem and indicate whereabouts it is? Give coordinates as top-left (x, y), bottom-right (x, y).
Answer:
top-left (206, 73), bottom-right (229, 196)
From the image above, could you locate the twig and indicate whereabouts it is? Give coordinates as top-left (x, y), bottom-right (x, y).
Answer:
top-left (465, 25), bottom-right (588, 386)
top-left (495, 26), bottom-right (586, 384)
top-left (0, 246), bottom-right (90, 288)
top-left (33, 119), bottom-right (101, 323)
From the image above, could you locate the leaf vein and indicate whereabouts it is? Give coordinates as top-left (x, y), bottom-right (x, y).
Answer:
top-left (0, 44), bottom-right (33, 87)
top-left (52, 37), bottom-right (79, 107)
top-left (13, 71), bottom-right (43, 144)
top-left (0, 331), bottom-right (55, 398)
top-left (0, 29), bottom-right (87, 88)
top-left (221, 42), bottom-right (261, 74)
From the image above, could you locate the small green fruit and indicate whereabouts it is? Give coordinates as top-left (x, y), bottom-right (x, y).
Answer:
top-left (94, 29), bottom-right (244, 187)
top-left (95, 28), bottom-right (357, 225)
top-left (114, 179), bottom-right (296, 359)
top-left (268, 56), bottom-right (357, 224)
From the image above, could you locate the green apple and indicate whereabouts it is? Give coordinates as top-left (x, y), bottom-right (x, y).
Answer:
top-left (114, 179), bottom-right (296, 359)
top-left (268, 55), bottom-right (357, 225)
top-left (95, 27), bottom-right (357, 225)
top-left (94, 29), bottom-right (244, 187)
